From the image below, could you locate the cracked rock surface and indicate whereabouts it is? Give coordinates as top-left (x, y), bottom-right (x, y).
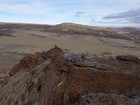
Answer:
top-left (0, 46), bottom-right (140, 105)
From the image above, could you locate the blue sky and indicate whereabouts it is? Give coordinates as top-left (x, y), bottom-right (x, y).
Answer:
top-left (0, 0), bottom-right (140, 27)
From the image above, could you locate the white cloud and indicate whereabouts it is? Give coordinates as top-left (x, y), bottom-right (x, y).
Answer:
top-left (0, 0), bottom-right (48, 15)
top-left (104, 8), bottom-right (140, 26)
top-left (0, 0), bottom-right (140, 26)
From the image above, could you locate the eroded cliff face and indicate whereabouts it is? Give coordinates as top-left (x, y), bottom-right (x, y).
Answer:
top-left (0, 46), bottom-right (140, 105)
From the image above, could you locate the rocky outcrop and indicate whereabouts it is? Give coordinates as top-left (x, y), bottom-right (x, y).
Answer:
top-left (9, 45), bottom-right (63, 76)
top-left (64, 69), bottom-right (140, 105)
top-left (116, 55), bottom-right (140, 64)
top-left (9, 53), bottom-right (43, 76)
top-left (0, 47), bottom-right (140, 105)
top-left (79, 93), bottom-right (140, 105)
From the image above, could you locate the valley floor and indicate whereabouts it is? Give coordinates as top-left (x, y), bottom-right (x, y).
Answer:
top-left (0, 28), bottom-right (140, 74)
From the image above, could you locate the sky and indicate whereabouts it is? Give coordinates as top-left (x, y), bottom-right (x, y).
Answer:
top-left (0, 0), bottom-right (140, 27)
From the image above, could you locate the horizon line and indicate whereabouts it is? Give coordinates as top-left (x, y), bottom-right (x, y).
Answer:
top-left (0, 21), bottom-right (139, 28)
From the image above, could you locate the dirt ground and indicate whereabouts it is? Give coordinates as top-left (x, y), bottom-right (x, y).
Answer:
top-left (0, 29), bottom-right (140, 74)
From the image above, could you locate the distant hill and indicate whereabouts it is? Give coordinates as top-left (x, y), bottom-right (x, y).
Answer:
top-left (0, 22), bottom-right (140, 42)
top-left (46, 23), bottom-right (140, 42)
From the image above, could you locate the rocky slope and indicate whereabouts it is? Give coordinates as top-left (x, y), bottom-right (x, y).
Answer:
top-left (46, 23), bottom-right (135, 40)
top-left (0, 46), bottom-right (140, 105)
